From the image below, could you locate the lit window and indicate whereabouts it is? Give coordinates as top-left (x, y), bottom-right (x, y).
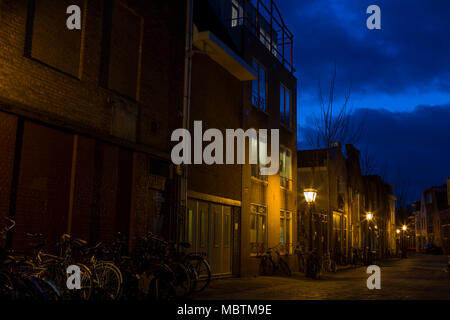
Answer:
top-left (251, 134), bottom-right (268, 181)
top-left (231, 0), bottom-right (244, 27)
top-left (280, 84), bottom-right (291, 127)
top-left (280, 211), bottom-right (292, 255)
top-left (250, 204), bottom-right (267, 255)
top-left (280, 147), bottom-right (292, 189)
top-left (252, 60), bottom-right (267, 112)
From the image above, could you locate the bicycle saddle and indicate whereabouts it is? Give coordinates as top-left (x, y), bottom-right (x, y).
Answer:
top-left (26, 232), bottom-right (44, 238)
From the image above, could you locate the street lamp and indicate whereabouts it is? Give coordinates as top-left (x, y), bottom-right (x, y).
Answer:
top-left (304, 188), bottom-right (317, 252)
top-left (304, 188), bottom-right (318, 278)
top-left (401, 225), bottom-right (407, 258)
top-left (304, 188), bottom-right (318, 204)
top-left (396, 229), bottom-right (400, 234)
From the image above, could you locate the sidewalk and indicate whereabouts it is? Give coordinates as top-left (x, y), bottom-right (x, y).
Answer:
top-left (192, 254), bottom-right (450, 300)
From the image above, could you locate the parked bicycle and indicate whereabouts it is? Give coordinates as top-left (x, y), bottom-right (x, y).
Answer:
top-left (259, 245), bottom-right (292, 277)
top-left (0, 220), bottom-right (213, 301)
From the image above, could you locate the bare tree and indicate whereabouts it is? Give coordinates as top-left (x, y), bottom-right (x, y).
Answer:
top-left (308, 62), bottom-right (364, 150)
top-left (395, 176), bottom-right (412, 210)
top-left (360, 146), bottom-right (378, 176)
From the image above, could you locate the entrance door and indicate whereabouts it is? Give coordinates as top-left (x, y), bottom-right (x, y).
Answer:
top-left (185, 199), bottom-right (233, 276)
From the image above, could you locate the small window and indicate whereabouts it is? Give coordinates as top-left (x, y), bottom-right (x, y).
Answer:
top-left (185, 209), bottom-right (193, 244)
top-left (251, 134), bottom-right (268, 181)
top-left (200, 209), bottom-right (207, 248)
top-left (280, 84), bottom-right (291, 127)
top-left (231, 0), bottom-right (244, 27)
top-left (280, 211), bottom-right (292, 254)
top-left (214, 210), bottom-right (221, 248)
top-left (252, 60), bottom-right (267, 112)
top-left (250, 204), bottom-right (267, 255)
top-left (280, 147), bottom-right (292, 189)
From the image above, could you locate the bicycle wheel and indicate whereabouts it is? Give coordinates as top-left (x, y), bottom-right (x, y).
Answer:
top-left (260, 257), bottom-right (275, 276)
top-left (169, 262), bottom-right (192, 298)
top-left (0, 272), bottom-right (16, 300)
top-left (278, 259), bottom-right (292, 277)
top-left (185, 262), bottom-right (199, 294)
top-left (154, 264), bottom-right (177, 300)
top-left (46, 263), bottom-right (93, 300)
top-left (92, 262), bottom-right (123, 300)
top-left (186, 256), bottom-right (211, 293)
top-left (34, 277), bottom-right (61, 300)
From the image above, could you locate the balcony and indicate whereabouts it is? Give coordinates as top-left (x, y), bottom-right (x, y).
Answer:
top-left (229, 0), bottom-right (294, 73)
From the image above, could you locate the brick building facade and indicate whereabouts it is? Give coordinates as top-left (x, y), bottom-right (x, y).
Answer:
top-left (0, 0), bottom-right (185, 251)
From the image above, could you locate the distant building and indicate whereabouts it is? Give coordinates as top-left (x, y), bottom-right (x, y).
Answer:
top-left (297, 144), bottom-right (396, 265)
top-left (420, 184), bottom-right (450, 253)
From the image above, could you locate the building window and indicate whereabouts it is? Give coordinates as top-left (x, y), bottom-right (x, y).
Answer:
top-left (280, 147), bottom-right (292, 189)
top-left (231, 0), bottom-right (244, 27)
top-left (213, 209), bottom-right (221, 248)
top-left (251, 134), bottom-right (268, 181)
top-left (185, 209), bottom-right (194, 245)
top-left (250, 204), bottom-right (267, 255)
top-left (280, 211), bottom-right (292, 255)
top-left (200, 208), bottom-right (207, 248)
top-left (26, 0), bottom-right (85, 77)
top-left (259, 27), bottom-right (278, 57)
top-left (101, 2), bottom-right (143, 100)
top-left (224, 213), bottom-right (231, 247)
top-left (252, 60), bottom-right (267, 112)
top-left (280, 84), bottom-right (291, 127)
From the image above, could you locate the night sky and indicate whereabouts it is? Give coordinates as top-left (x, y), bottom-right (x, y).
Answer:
top-left (276, 0), bottom-right (450, 204)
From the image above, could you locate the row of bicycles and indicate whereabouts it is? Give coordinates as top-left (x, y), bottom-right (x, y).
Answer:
top-left (0, 218), bottom-right (211, 301)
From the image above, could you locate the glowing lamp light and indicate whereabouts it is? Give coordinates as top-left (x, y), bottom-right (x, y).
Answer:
top-left (304, 188), bottom-right (317, 204)
top-left (366, 213), bottom-right (373, 221)
top-left (402, 225), bottom-right (407, 231)
top-left (396, 229), bottom-right (401, 234)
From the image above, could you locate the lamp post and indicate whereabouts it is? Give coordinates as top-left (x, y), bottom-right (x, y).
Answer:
top-left (401, 225), bottom-right (407, 258)
top-left (304, 188), bottom-right (317, 252)
top-left (365, 212), bottom-right (373, 265)
top-left (304, 188), bottom-right (317, 278)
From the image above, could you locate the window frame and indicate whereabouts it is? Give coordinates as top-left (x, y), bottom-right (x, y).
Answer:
top-left (250, 204), bottom-right (268, 256)
top-left (280, 146), bottom-right (292, 189)
top-left (280, 83), bottom-right (291, 128)
top-left (252, 59), bottom-right (268, 113)
top-left (280, 210), bottom-right (293, 255)
top-left (251, 132), bottom-right (269, 182)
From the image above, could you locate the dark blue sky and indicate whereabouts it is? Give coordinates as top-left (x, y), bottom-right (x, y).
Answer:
top-left (275, 0), bottom-right (450, 203)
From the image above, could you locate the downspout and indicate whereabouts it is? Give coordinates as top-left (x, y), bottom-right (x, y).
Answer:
top-left (178, 0), bottom-right (194, 244)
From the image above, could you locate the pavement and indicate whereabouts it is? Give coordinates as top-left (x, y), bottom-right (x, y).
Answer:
top-left (192, 253), bottom-right (450, 300)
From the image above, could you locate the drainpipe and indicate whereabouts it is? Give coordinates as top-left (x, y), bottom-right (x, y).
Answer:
top-left (178, 0), bottom-right (194, 245)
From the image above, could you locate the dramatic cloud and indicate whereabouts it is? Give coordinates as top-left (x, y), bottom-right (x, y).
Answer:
top-left (299, 105), bottom-right (450, 203)
top-left (277, 0), bottom-right (450, 96)
top-left (275, 0), bottom-right (450, 203)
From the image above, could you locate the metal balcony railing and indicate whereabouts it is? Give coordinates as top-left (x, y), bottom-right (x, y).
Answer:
top-left (229, 0), bottom-right (295, 73)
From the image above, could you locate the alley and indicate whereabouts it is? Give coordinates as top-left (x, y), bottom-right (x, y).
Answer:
top-left (193, 253), bottom-right (450, 300)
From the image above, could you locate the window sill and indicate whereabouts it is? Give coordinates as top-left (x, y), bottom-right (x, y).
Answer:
top-left (251, 176), bottom-right (269, 184)
top-left (251, 103), bottom-right (270, 117)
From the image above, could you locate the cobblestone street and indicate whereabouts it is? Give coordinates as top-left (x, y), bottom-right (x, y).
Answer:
top-left (193, 253), bottom-right (450, 300)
